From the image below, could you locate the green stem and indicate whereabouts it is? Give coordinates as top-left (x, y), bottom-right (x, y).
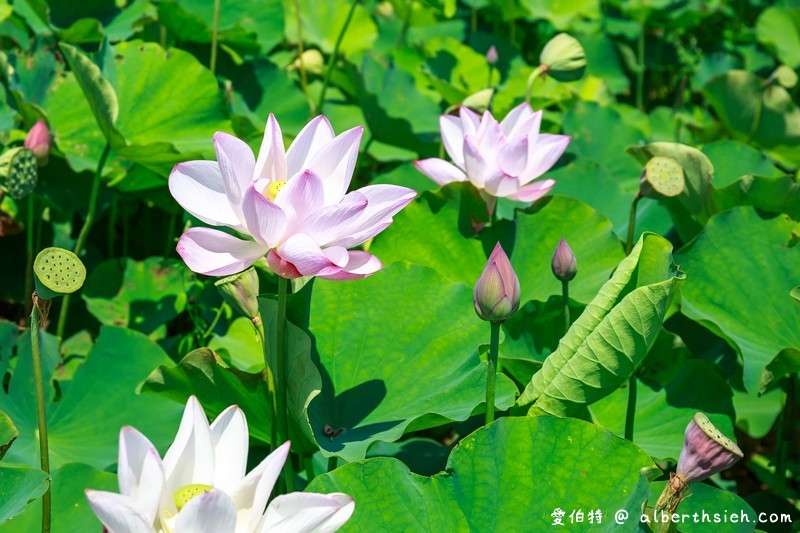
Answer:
top-left (625, 194), bottom-right (641, 255)
top-left (327, 456), bottom-right (337, 473)
top-left (304, 455), bottom-right (316, 483)
top-left (470, 0), bottom-right (477, 33)
top-left (507, 0), bottom-right (516, 45)
top-left (624, 375), bottom-right (637, 441)
top-left (774, 373), bottom-right (797, 497)
top-left (485, 321), bottom-right (500, 426)
top-left (57, 143), bottom-right (111, 340)
top-left (561, 280), bottom-right (570, 335)
top-left (276, 277), bottom-right (295, 492)
top-left (525, 65), bottom-right (545, 105)
top-left (255, 318), bottom-right (277, 454)
top-left (202, 304), bottom-right (226, 340)
top-left (31, 296), bottom-right (51, 533)
top-left (293, 0), bottom-right (313, 113)
top-left (108, 191), bottom-right (117, 258)
top-left (209, 0), bottom-right (220, 75)
top-left (24, 195), bottom-right (35, 322)
top-left (317, 0), bottom-right (359, 113)
top-left (636, 8), bottom-right (646, 110)
top-left (487, 64), bottom-right (495, 90)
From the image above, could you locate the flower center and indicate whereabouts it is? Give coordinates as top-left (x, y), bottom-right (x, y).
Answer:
top-left (173, 484), bottom-right (213, 511)
top-left (268, 180), bottom-right (287, 201)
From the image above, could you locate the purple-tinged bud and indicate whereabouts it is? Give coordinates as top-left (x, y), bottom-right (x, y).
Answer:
top-left (676, 412), bottom-right (743, 484)
top-left (486, 46), bottom-right (498, 65)
top-left (215, 267), bottom-right (260, 324)
top-left (24, 120), bottom-right (50, 164)
top-left (474, 243), bottom-right (520, 323)
top-left (551, 238), bottom-right (577, 282)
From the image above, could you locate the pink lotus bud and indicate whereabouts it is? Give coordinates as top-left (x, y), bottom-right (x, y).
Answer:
top-left (676, 413), bottom-right (743, 483)
top-left (474, 243), bottom-right (520, 323)
top-left (551, 238), bottom-right (577, 282)
top-left (486, 46), bottom-right (498, 65)
top-left (24, 120), bottom-right (50, 163)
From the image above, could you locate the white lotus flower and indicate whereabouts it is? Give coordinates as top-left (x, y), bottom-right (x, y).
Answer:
top-left (86, 397), bottom-right (354, 533)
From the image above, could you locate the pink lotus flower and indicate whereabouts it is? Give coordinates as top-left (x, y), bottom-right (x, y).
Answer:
top-left (169, 115), bottom-right (416, 279)
top-left (414, 102), bottom-right (569, 212)
top-left (24, 119), bottom-right (51, 162)
top-left (474, 243), bottom-right (520, 323)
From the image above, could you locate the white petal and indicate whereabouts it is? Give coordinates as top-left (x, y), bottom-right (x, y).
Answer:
top-left (413, 158), bottom-right (467, 186)
top-left (307, 126), bottom-right (363, 205)
top-left (86, 490), bottom-right (154, 533)
top-left (162, 397), bottom-right (216, 499)
top-left (497, 136), bottom-right (528, 177)
top-left (242, 186), bottom-right (288, 248)
top-left (507, 179), bottom-right (556, 202)
top-left (210, 406), bottom-right (249, 495)
top-left (214, 131), bottom-right (255, 211)
top-left (317, 251), bottom-right (382, 281)
top-left (276, 234), bottom-right (339, 277)
top-left (303, 192), bottom-right (368, 247)
top-left (440, 115), bottom-right (465, 166)
top-left (463, 136), bottom-right (502, 188)
top-left (118, 427), bottom-right (164, 524)
top-left (459, 106), bottom-right (481, 137)
top-left (286, 116), bottom-right (335, 176)
top-left (174, 489), bottom-right (236, 533)
top-left (483, 174), bottom-right (520, 198)
top-left (324, 185), bottom-right (416, 248)
top-left (500, 102), bottom-right (538, 139)
top-left (258, 493), bottom-right (355, 533)
top-left (169, 161), bottom-right (242, 229)
top-left (254, 114), bottom-right (287, 182)
top-left (177, 228), bottom-right (268, 277)
top-left (231, 441), bottom-right (291, 533)
top-left (523, 134), bottom-right (570, 183)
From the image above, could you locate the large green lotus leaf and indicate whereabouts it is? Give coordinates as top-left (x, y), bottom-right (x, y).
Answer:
top-left (701, 140), bottom-right (782, 188)
top-left (0, 410), bottom-right (17, 460)
top-left (519, 233), bottom-right (685, 416)
top-left (82, 257), bottom-right (194, 338)
top-left (0, 463), bottom-right (115, 532)
top-left (520, 0), bottom-right (601, 30)
top-left (675, 207), bottom-right (800, 393)
top-left (0, 327), bottom-right (183, 469)
top-left (756, 7), bottom-right (800, 69)
top-left (0, 466), bottom-right (49, 524)
top-left (209, 316), bottom-right (263, 372)
top-left (732, 387), bottom-right (783, 440)
top-left (647, 482), bottom-right (756, 533)
top-left (284, 0), bottom-right (377, 56)
top-left (590, 360), bottom-right (735, 461)
top-left (713, 174), bottom-right (800, 222)
top-left (308, 416), bottom-right (658, 530)
top-left (306, 264), bottom-right (516, 462)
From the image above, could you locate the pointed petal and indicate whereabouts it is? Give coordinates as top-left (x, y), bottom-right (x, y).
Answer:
top-left (413, 158), bottom-right (467, 186)
top-left (317, 251), bottom-right (382, 281)
top-left (258, 493), bottom-right (355, 533)
top-left (162, 397), bottom-right (216, 496)
top-left (324, 185), bottom-right (416, 248)
top-left (214, 131), bottom-right (255, 211)
top-left (210, 406), bottom-right (249, 495)
top-left (463, 136), bottom-right (502, 188)
top-left (273, 170), bottom-right (326, 227)
top-left (169, 161), bottom-right (242, 229)
top-left (507, 179), bottom-right (556, 202)
top-left (459, 106), bottom-right (481, 137)
top-left (497, 136), bottom-right (528, 177)
top-left (86, 490), bottom-right (154, 533)
top-left (174, 489), bottom-right (236, 533)
top-left (231, 441), bottom-right (290, 533)
top-left (254, 114), bottom-right (287, 182)
top-left (177, 228), bottom-right (267, 277)
top-left (523, 134), bottom-right (570, 182)
top-left (483, 174), bottom-right (520, 198)
top-left (303, 192), bottom-right (368, 247)
top-left (118, 427), bottom-right (164, 523)
top-left (307, 126), bottom-right (363, 205)
top-left (475, 111), bottom-right (504, 157)
top-left (500, 103), bottom-right (539, 139)
top-left (286, 115), bottom-right (335, 176)
top-left (275, 234), bottom-right (338, 277)
top-left (440, 115), bottom-right (465, 166)
top-left (242, 186), bottom-right (288, 248)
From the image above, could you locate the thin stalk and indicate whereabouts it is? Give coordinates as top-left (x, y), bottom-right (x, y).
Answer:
top-left (561, 280), bottom-right (570, 335)
top-left (209, 0), bottom-right (221, 75)
top-left (304, 455), bottom-right (316, 483)
top-left (485, 321), bottom-right (500, 425)
top-left (774, 373), bottom-right (797, 497)
top-left (56, 144), bottom-right (111, 340)
top-left (276, 277), bottom-right (295, 492)
top-left (470, 0), bottom-right (477, 33)
top-left (524, 65), bottom-right (545, 104)
top-left (507, 0), bottom-right (516, 45)
top-left (625, 194), bottom-right (641, 255)
top-left (624, 375), bottom-right (637, 441)
top-left (293, 0), bottom-right (314, 113)
top-left (487, 64), bottom-right (495, 90)
top-left (317, 0), bottom-right (359, 113)
top-left (255, 319), bottom-right (277, 454)
top-left (24, 195), bottom-right (35, 322)
top-left (396, 0), bottom-right (413, 48)
top-left (327, 456), bottom-right (337, 473)
top-left (201, 304), bottom-right (225, 340)
top-left (31, 295), bottom-right (51, 533)
top-left (636, 9), bottom-right (646, 110)
top-left (108, 191), bottom-right (117, 258)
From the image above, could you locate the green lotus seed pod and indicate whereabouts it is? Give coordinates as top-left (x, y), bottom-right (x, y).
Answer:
top-left (33, 247), bottom-right (86, 300)
top-left (640, 156), bottom-right (685, 199)
top-left (215, 267), bottom-right (260, 321)
top-left (539, 33), bottom-right (586, 82)
top-left (774, 65), bottom-right (798, 89)
top-left (174, 484), bottom-right (213, 511)
top-left (0, 147), bottom-right (38, 200)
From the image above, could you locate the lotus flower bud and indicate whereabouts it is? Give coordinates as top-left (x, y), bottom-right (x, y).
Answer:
top-left (539, 33), bottom-right (586, 82)
top-left (289, 49), bottom-right (325, 76)
top-left (474, 243), bottom-right (520, 323)
top-left (24, 119), bottom-right (50, 164)
top-left (486, 46), bottom-right (498, 65)
top-left (772, 65), bottom-right (798, 89)
top-left (551, 238), bottom-right (577, 282)
top-left (215, 267), bottom-right (260, 323)
top-left (462, 88), bottom-right (495, 113)
top-left (676, 412), bottom-right (743, 483)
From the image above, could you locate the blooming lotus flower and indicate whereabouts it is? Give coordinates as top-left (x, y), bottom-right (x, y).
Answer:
top-left (86, 397), bottom-right (354, 533)
top-left (414, 102), bottom-right (569, 212)
top-left (169, 115), bottom-right (415, 279)
top-left (474, 242), bottom-right (520, 323)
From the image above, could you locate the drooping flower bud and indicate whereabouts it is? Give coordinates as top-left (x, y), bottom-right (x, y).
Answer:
top-left (676, 412), bottom-right (743, 484)
top-left (474, 243), bottom-right (520, 323)
top-left (486, 46), bottom-right (498, 65)
top-left (289, 49), bottom-right (325, 76)
top-left (215, 267), bottom-right (260, 323)
top-left (772, 65), bottom-right (798, 89)
top-left (551, 238), bottom-right (577, 282)
top-left (24, 119), bottom-right (50, 164)
top-left (539, 33), bottom-right (586, 82)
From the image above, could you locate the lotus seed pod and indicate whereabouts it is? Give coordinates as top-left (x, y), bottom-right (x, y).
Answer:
top-left (474, 243), bottom-right (520, 323)
top-left (462, 88), bottom-right (495, 113)
top-left (0, 147), bottom-right (38, 200)
top-left (640, 156), bottom-right (685, 199)
top-left (215, 267), bottom-right (260, 322)
top-left (676, 412), bottom-right (743, 484)
top-left (486, 45), bottom-right (498, 66)
top-left (539, 33), bottom-right (586, 82)
top-left (24, 119), bottom-right (51, 163)
top-left (33, 247), bottom-right (87, 300)
top-left (551, 238), bottom-right (577, 282)
top-left (173, 484), bottom-right (213, 511)
top-left (289, 49), bottom-right (325, 75)
top-left (774, 65), bottom-right (798, 89)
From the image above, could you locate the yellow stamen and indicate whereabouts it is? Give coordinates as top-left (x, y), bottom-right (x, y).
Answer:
top-left (268, 180), bottom-right (287, 201)
top-left (174, 484), bottom-right (213, 511)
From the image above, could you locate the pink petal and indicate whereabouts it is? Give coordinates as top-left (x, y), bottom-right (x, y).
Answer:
top-left (459, 106), bottom-right (481, 137)
top-left (267, 250), bottom-right (302, 279)
top-left (324, 185), bottom-right (416, 248)
top-left (497, 135), bottom-right (528, 177)
top-left (174, 489), bottom-right (237, 533)
top-left (307, 126), bottom-right (363, 205)
top-left (276, 234), bottom-right (339, 277)
top-left (318, 251), bottom-right (382, 281)
top-left (286, 115), bottom-right (335, 176)
top-left (463, 136), bottom-right (502, 189)
top-left (231, 441), bottom-right (291, 532)
top-left (303, 192), bottom-right (369, 246)
top-left (258, 492), bottom-right (355, 533)
top-left (507, 179), bottom-right (556, 202)
top-left (475, 111), bottom-right (504, 156)
top-left (523, 134), bottom-right (570, 183)
top-left (209, 406), bottom-right (248, 495)
top-left (440, 115), bottom-right (465, 166)
top-left (85, 490), bottom-right (154, 533)
top-left (323, 246), bottom-right (350, 267)
top-left (273, 170), bottom-right (326, 230)
top-left (500, 103), bottom-right (540, 139)
top-left (413, 158), bottom-right (467, 186)
top-left (177, 228), bottom-right (267, 277)
top-left (213, 131), bottom-right (255, 208)
top-left (118, 427), bottom-right (164, 524)
top-left (169, 161), bottom-right (242, 229)
top-left (483, 174), bottom-right (520, 198)
top-left (242, 186), bottom-right (288, 248)
top-left (254, 114), bottom-right (287, 182)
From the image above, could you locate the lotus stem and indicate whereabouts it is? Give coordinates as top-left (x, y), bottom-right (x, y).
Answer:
top-left (293, 0), bottom-right (313, 113)
top-left (57, 143), bottom-right (110, 340)
top-left (561, 280), bottom-right (570, 335)
top-left (485, 321), bottom-right (500, 425)
top-left (31, 294), bottom-right (51, 533)
top-left (24, 195), bottom-right (35, 322)
top-left (774, 373), bottom-right (798, 496)
top-left (209, 0), bottom-right (220, 75)
top-left (524, 65), bottom-right (545, 105)
top-left (255, 319), bottom-right (278, 453)
top-left (471, 0), bottom-right (477, 33)
top-left (625, 193), bottom-right (641, 255)
top-left (327, 456), bottom-right (337, 473)
top-left (108, 191), bottom-right (117, 257)
top-left (276, 276), bottom-right (295, 492)
top-left (507, 0), bottom-right (516, 45)
top-left (636, 9), bottom-right (645, 110)
top-left (624, 375), bottom-right (637, 441)
top-left (317, 0), bottom-right (359, 113)
top-left (304, 455), bottom-right (316, 483)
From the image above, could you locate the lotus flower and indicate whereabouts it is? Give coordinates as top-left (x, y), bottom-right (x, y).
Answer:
top-left (551, 238), bottom-right (577, 282)
top-left (169, 115), bottom-right (416, 279)
top-left (414, 102), bottom-right (569, 212)
top-left (24, 119), bottom-right (50, 163)
top-left (474, 242), bottom-right (520, 323)
top-left (86, 397), bottom-right (354, 532)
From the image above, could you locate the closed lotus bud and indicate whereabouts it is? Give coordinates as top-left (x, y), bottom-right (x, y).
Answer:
top-left (539, 33), bottom-right (586, 82)
top-left (215, 267), bottom-right (260, 323)
top-left (474, 243), bottom-right (520, 323)
top-left (24, 119), bottom-right (50, 164)
top-left (289, 49), bottom-right (325, 75)
top-left (462, 88), bottom-right (494, 113)
top-left (676, 412), bottom-right (743, 484)
top-left (773, 65), bottom-right (798, 89)
top-left (551, 238), bottom-right (577, 282)
top-left (486, 46), bottom-right (498, 65)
